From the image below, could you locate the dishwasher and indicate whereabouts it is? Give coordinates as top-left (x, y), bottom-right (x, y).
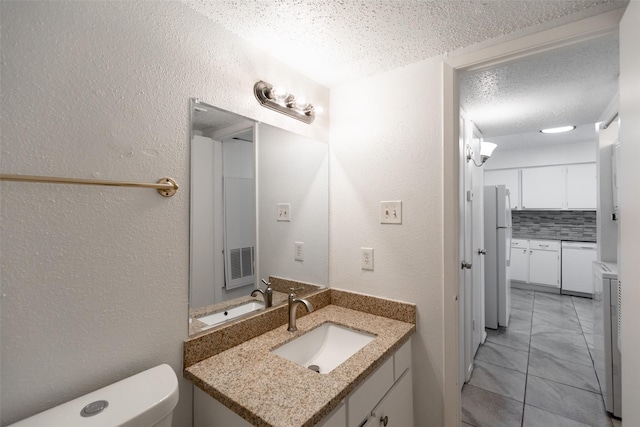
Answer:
top-left (561, 241), bottom-right (597, 296)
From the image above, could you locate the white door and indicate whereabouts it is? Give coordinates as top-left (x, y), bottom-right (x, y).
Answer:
top-left (471, 130), bottom-right (485, 357)
top-left (459, 114), bottom-right (475, 386)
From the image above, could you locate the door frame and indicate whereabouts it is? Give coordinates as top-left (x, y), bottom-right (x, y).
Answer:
top-left (442, 9), bottom-right (625, 426)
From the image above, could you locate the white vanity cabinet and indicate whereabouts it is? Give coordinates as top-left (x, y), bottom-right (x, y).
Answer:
top-left (348, 339), bottom-right (412, 427)
top-left (194, 338), bottom-right (413, 427)
top-left (362, 369), bottom-right (413, 427)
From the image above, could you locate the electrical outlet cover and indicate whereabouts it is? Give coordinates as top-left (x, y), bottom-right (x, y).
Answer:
top-left (361, 247), bottom-right (374, 271)
top-left (294, 241), bottom-right (304, 261)
top-left (380, 201), bottom-right (402, 224)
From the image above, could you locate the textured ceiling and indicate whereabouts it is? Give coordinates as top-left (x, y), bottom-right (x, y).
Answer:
top-left (184, 0), bottom-right (626, 88)
top-left (184, 0), bottom-right (627, 144)
top-left (460, 33), bottom-right (620, 139)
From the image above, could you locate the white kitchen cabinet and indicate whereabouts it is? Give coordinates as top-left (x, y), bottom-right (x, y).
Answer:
top-left (566, 163), bottom-right (597, 209)
top-left (510, 239), bottom-right (560, 288)
top-left (529, 249), bottom-right (560, 287)
top-left (484, 169), bottom-right (521, 210)
top-left (520, 163), bottom-right (596, 210)
top-left (510, 239), bottom-right (529, 283)
top-left (521, 166), bottom-right (565, 209)
top-left (363, 369), bottom-right (413, 427)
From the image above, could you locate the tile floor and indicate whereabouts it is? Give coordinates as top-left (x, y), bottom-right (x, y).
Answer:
top-left (461, 289), bottom-right (622, 427)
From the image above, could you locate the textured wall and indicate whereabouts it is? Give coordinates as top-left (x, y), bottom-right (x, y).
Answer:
top-left (329, 57), bottom-right (445, 425)
top-left (0, 1), bottom-right (328, 425)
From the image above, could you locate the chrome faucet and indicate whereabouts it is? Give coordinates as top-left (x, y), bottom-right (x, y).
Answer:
top-left (251, 278), bottom-right (273, 308)
top-left (288, 289), bottom-right (314, 332)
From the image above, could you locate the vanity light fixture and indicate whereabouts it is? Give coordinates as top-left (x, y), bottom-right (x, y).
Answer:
top-left (253, 80), bottom-right (316, 124)
top-left (540, 125), bottom-right (576, 134)
top-left (466, 141), bottom-right (497, 167)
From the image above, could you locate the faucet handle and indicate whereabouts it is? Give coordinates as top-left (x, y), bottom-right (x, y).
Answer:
top-left (288, 287), bottom-right (303, 296)
top-left (261, 278), bottom-right (272, 288)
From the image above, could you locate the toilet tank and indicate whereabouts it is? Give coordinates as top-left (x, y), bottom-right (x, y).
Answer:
top-left (8, 364), bottom-right (179, 427)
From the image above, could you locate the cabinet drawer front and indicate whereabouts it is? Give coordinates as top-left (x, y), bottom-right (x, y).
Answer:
top-left (511, 239), bottom-right (528, 248)
top-left (529, 240), bottom-right (560, 251)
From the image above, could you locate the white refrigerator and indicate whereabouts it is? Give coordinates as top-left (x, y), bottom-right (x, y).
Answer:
top-left (484, 185), bottom-right (512, 329)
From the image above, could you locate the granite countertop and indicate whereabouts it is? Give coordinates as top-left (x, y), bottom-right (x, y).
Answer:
top-left (184, 304), bottom-right (415, 427)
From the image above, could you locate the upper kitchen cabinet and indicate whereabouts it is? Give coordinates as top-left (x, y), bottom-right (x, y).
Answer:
top-left (520, 163), bottom-right (596, 210)
top-left (522, 166), bottom-right (565, 209)
top-left (566, 163), bottom-right (597, 209)
top-left (484, 169), bottom-right (521, 210)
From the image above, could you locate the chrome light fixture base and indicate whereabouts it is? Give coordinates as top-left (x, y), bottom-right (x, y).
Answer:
top-left (253, 80), bottom-right (315, 124)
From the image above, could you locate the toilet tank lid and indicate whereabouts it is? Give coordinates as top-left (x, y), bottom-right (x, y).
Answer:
top-left (8, 364), bottom-right (179, 427)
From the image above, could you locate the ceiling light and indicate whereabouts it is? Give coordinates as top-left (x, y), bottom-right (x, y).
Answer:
top-left (540, 126), bottom-right (576, 134)
top-left (254, 80), bottom-right (315, 124)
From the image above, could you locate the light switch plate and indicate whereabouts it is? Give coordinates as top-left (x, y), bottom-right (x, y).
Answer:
top-left (277, 203), bottom-right (290, 222)
top-left (380, 201), bottom-right (402, 224)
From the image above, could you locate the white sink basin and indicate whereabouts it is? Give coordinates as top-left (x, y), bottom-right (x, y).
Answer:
top-left (197, 301), bottom-right (264, 327)
top-left (271, 322), bottom-right (376, 374)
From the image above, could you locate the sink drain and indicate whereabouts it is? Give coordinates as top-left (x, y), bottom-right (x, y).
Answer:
top-left (308, 365), bottom-right (320, 373)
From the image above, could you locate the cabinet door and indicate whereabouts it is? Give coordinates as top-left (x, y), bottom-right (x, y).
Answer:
top-left (566, 163), bottom-right (597, 209)
top-left (521, 166), bottom-right (564, 209)
top-left (484, 169), bottom-right (521, 209)
top-left (510, 248), bottom-right (529, 282)
top-left (317, 401), bottom-right (346, 427)
top-left (529, 249), bottom-right (560, 287)
top-left (366, 370), bottom-right (414, 427)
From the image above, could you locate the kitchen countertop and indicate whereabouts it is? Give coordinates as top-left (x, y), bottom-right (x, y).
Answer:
top-left (184, 303), bottom-right (415, 427)
top-left (512, 234), bottom-right (596, 243)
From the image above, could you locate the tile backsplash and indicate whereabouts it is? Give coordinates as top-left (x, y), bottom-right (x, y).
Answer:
top-left (512, 210), bottom-right (596, 242)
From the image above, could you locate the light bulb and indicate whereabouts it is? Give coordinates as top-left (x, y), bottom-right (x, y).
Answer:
top-left (294, 96), bottom-right (310, 110)
top-left (271, 86), bottom-right (289, 102)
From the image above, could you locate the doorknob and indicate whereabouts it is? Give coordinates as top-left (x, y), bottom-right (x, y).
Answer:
top-left (478, 249), bottom-right (487, 255)
top-left (461, 261), bottom-right (472, 269)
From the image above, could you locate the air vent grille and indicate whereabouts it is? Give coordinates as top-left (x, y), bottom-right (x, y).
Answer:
top-left (230, 247), bottom-right (254, 280)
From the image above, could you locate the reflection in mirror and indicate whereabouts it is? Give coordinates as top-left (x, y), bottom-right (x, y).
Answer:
top-left (189, 99), bottom-right (328, 336)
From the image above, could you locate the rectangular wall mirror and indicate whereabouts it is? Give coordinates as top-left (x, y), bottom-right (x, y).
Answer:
top-left (189, 99), bottom-right (328, 335)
